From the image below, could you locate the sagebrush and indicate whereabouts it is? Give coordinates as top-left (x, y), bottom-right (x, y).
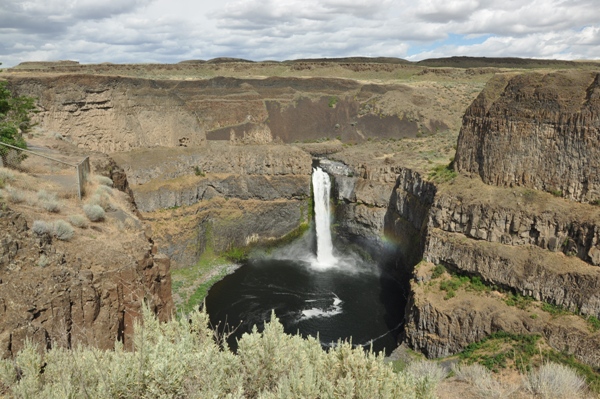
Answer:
top-left (53, 220), bottom-right (74, 241)
top-left (524, 362), bottom-right (587, 399)
top-left (0, 307), bottom-right (425, 399)
top-left (83, 203), bottom-right (105, 222)
top-left (31, 220), bottom-right (51, 235)
top-left (95, 175), bottom-right (114, 187)
top-left (68, 214), bottom-right (88, 228)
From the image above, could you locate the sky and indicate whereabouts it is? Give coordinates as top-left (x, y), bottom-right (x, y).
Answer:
top-left (1, 0), bottom-right (599, 67)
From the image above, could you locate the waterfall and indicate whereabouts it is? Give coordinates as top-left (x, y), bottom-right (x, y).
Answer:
top-left (312, 167), bottom-right (337, 268)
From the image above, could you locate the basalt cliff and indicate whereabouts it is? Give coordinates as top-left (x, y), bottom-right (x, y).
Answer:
top-left (400, 71), bottom-right (600, 367)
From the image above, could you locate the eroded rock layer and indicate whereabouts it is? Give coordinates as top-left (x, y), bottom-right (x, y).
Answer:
top-left (0, 208), bottom-right (172, 358)
top-left (6, 75), bottom-right (451, 153)
top-left (111, 144), bottom-right (313, 268)
top-left (455, 71), bottom-right (600, 202)
top-left (392, 70), bottom-right (600, 366)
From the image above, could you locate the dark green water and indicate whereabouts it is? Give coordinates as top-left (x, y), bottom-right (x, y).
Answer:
top-left (205, 256), bottom-right (405, 354)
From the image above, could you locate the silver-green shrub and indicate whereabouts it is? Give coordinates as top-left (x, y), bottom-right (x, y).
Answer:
top-left (83, 204), bottom-right (105, 222)
top-left (406, 359), bottom-right (448, 399)
top-left (0, 167), bottom-right (15, 182)
top-left (524, 362), bottom-right (586, 399)
top-left (0, 307), bottom-right (422, 399)
top-left (5, 186), bottom-right (24, 203)
top-left (452, 363), bottom-right (510, 399)
top-left (95, 185), bottom-right (113, 195)
top-left (37, 189), bottom-right (57, 202)
top-left (31, 220), bottom-right (51, 235)
top-left (41, 200), bottom-right (61, 213)
top-left (95, 175), bottom-right (114, 187)
top-left (68, 214), bottom-right (88, 228)
top-left (53, 220), bottom-right (74, 241)
top-left (89, 192), bottom-right (115, 211)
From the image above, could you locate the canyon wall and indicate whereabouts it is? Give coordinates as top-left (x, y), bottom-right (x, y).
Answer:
top-left (0, 207), bottom-right (172, 358)
top-left (6, 66), bottom-right (600, 368)
top-left (6, 75), bottom-right (451, 152)
top-left (455, 71), bottom-right (600, 202)
top-left (399, 71), bottom-right (600, 366)
top-left (395, 175), bottom-right (600, 367)
top-left (110, 143), bottom-right (313, 268)
top-left (7, 75), bottom-right (206, 152)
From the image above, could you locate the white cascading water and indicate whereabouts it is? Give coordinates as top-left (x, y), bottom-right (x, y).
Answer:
top-left (312, 167), bottom-right (337, 268)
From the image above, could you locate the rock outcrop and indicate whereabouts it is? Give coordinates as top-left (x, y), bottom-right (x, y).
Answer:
top-left (111, 143), bottom-right (313, 268)
top-left (393, 71), bottom-right (600, 366)
top-left (455, 71), bottom-right (600, 202)
top-left (6, 74), bottom-right (453, 153)
top-left (429, 184), bottom-right (600, 266)
top-left (404, 263), bottom-right (600, 367)
top-left (8, 75), bottom-right (206, 152)
top-left (0, 207), bottom-right (172, 358)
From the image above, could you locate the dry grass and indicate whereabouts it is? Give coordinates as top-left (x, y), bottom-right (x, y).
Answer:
top-left (452, 363), bottom-right (516, 398)
top-left (330, 128), bottom-right (458, 175)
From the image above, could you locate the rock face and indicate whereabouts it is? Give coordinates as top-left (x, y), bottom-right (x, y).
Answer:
top-left (394, 71), bottom-right (600, 367)
top-left (111, 143), bottom-right (313, 268)
top-left (324, 155), bottom-right (436, 270)
top-left (0, 208), bottom-right (172, 358)
top-left (6, 74), bottom-right (447, 153)
top-left (455, 71), bottom-right (600, 202)
top-left (393, 174), bottom-right (600, 366)
top-left (429, 188), bottom-right (600, 266)
top-left (426, 228), bottom-right (600, 316)
top-left (7, 75), bottom-right (206, 153)
top-left (404, 263), bottom-right (600, 367)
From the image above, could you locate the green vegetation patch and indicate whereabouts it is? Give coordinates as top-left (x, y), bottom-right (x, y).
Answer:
top-left (459, 331), bottom-right (541, 373)
top-left (455, 331), bottom-right (600, 392)
top-left (541, 302), bottom-right (571, 316)
top-left (438, 272), bottom-right (490, 300)
top-left (171, 246), bottom-right (233, 315)
top-left (428, 161), bottom-right (457, 183)
top-left (504, 292), bottom-right (534, 310)
top-left (0, 81), bottom-right (36, 166)
top-left (431, 264), bottom-right (446, 279)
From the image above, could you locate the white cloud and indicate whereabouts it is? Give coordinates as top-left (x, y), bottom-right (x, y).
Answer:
top-left (0, 0), bottom-right (599, 67)
top-left (407, 30), bottom-right (596, 60)
top-left (416, 0), bottom-right (481, 22)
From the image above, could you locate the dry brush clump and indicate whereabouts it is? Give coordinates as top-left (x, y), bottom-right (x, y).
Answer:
top-left (88, 187), bottom-right (116, 212)
top-left (405, 360), bottom-right (449, 399)
top-left (31, 219), bottom-right (74, 241)
top-left (83, 203), bottom-right (105, 222)
top-left (68, 214), bottom-right (88, 228)
top-left (31, 220), bottom-right (51, 236)
top-left (94, 175), bottom-right (114, 187)
top-left (451, 363), bottom-right (514, 399)
top-left (4, 186), bottom-right (25, 203)
top-left (37, 190), bottom-right (61, 213)
top-left (0, 307), bottom-right (424, 399)
top-left (524, 362), bottom-right (587, 399)
top-left (0, 167), bottom-right (15, 188)
top-left (53, 220), bottom-right (74, 241)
